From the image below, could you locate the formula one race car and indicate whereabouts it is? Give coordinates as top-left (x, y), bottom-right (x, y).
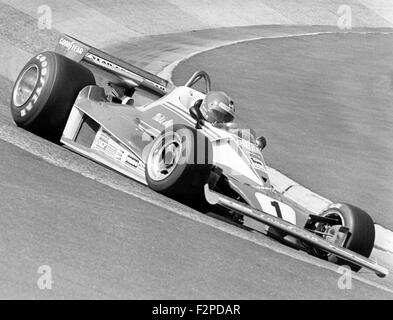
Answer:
top-left (10, 34), bottom-right (388, 277)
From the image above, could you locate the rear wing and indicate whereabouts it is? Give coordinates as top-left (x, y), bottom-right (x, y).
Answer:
top-left (55, 34), bottom-right (172, 96)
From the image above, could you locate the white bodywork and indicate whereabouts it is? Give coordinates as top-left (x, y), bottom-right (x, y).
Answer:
top-left (61, 85), bottom-right (297, 225)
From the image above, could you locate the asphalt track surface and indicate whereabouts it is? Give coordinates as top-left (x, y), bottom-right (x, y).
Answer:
top-left (0, 7), bottom-right (393, 298)
top-left (0, 129), bottom-right (392, 299)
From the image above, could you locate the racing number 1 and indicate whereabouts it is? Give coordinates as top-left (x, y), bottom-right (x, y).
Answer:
top-left (270, 201), bottom-right (282, 218)
top-left (255, 193), bottom-right (288, 219)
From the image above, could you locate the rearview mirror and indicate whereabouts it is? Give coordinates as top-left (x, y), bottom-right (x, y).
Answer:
top-left (189, 106), bottom-right (203, 129)
top-left (189, 106), bottom-right (200, 121)
top-left (256, 135), bottom-right (267, 151)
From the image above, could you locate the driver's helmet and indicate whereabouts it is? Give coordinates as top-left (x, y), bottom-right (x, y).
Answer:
top-left (199, 91), bottom-right (235, 124)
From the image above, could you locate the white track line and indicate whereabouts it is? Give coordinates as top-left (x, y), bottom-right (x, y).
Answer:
top-left (0, 122), bottom-right (392, 294)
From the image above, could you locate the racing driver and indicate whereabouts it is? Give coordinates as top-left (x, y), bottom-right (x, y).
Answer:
top-left (194, 91), bottom-right (235, 125)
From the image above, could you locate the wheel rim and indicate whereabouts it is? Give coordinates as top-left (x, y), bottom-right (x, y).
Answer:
top-left (319, 210), bottom-right (347, 247)
top-left (147, 132), bottom-right (183, 181)
top-left (13, 65), bottom-right (39, 107)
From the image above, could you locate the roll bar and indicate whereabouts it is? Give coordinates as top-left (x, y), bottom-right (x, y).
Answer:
top-left (184, 70), bottom-right (211, 93)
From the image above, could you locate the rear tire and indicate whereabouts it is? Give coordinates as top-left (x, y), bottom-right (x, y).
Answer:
top-left (10, 51), bottom-right (95, 141)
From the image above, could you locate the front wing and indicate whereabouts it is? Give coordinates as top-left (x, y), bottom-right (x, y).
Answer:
top-left (204, 185), bottom-right (388, 278)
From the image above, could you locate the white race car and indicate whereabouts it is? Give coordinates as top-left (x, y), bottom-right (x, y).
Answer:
top-left (9, 34), bottom-right (388, 277)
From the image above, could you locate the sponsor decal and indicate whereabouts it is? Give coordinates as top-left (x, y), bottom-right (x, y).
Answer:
top-left (85, 53), bottom-right (167, 93)
top-left (93, 131), bottom-right (124, 161)
top-left (85, 53), bottom-right (144, 83)
top-left (20, 54), bottom-right (47, 117)
top-left (250, 156), bottom-right (265, 171)
top-left (93, 131), bottom-right (142, 170)
top-left (125, 155), bottom-right (139, 169)
top-left (152, 113), bottom-right (173, 127)
top-left (144, 78), bottom-right (167, 93)
top-left (218, 101), bottom-right (234, 114)
top-left (58, 37), bottom-right (85, 55)
top-left (236, 137), bottom-right (260, 155)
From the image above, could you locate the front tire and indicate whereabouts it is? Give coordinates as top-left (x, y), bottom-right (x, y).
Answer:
top-left (10, 51), bottom-right (95, 141)
top-left (145, 125), bottom-right (213, 202)
top-left (319, 203), bottom-right (375, 271)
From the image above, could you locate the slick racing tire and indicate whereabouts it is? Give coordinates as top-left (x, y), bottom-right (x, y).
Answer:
top-left (10, 51), bottom-right (95, 141)
top-left (145, 124), bottom-right (213, 201)
top-left (319, 203), bottom-right (375, 272)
